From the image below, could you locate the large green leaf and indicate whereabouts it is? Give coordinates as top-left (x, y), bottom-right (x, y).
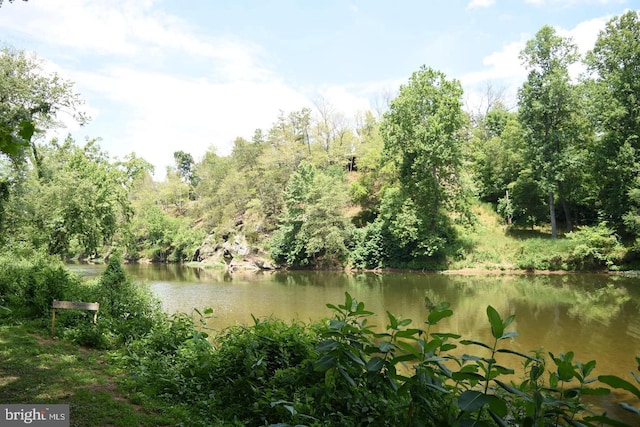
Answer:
top-left (427, 308), bottom-right (453, 325)
top-left (366, 356), bottom-right (384, 373)
top-left (458, 390), bottom-right (491, 412)
top-left (316, 340), bottom-right (339, 352)
top-left (486, 305), bottom-right (503, 339)
top-left (599, 375), bottom-right (640, 399)
top-left (494, 379), bottom-right (531, 400)
top-left (17, 121), bottom-right (35, 141)
top-left (496, 348), bottom-right (540, 362)
top-left (314, 354), bottom-right (336, 372)
top-left (461, 339), bottom-right (492, 350)
top-left (452, 371), bottom-right (485, 382)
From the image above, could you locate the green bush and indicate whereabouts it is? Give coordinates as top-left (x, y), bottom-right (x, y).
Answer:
top-left (124, 314), bottom-right (319, 425)
top-left (350, 219), bottom-right (388, 269)
top-left (566, 223), bottom-right (624, 269)
top-left (0, 251), bottom-right (77, 317)
top-left (0, 253), bottom-right (163, 349)
top-left (120, 293), bottom-right (637, 426)
top-left (89, 255), bottom-right (162, 344)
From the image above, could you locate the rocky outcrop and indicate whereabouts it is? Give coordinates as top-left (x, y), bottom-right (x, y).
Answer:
top-left (196, 232), bottom-right (277, 271)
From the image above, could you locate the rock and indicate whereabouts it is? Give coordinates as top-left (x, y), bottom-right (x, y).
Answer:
top-left (195, 232), bottom-right (277, 271)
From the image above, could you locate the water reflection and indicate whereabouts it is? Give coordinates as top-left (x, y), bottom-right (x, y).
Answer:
top-left (67, 264), bottom-right (640, 375)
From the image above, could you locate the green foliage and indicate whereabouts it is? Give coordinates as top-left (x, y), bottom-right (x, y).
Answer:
top-left (505, 169), bottom-right (548, 229)
top-left (350, 219), bottom-right (388, 269)
top-left (381, 66), bottom-right (466, 231)
top-left (0, 250), bottom-right (76, 317)
top-left (2, 137), bottom-right (146, 258)
top-left (118, 291), bottom-right (636, 425)
top-left (515, 238), bottom-right (573, 270)
top-left (471, 113), bottom-right (525, 204)
top-left (518, 25), bottom-right (584, 238)
top-left (271, 162), bottom-right (353, 268)
top-left (566, 223), bottom-right (624, 269)
top-left (2, 256), bottom-right (637, 426)
top-left (599, 357), bottom-right (640, 418)
top-left (0, 46), bottom-right (86, 160)
top-left (124, 314), bottom-right (318, 426)
top-left (586, 11), bottom-right (640, 227)
top-left (126, 205), bottom-right (203, 262)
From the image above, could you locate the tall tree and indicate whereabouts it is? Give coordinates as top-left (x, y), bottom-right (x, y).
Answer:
top-left (173, 150), bottom-right (198, 187)
top-left (0, 46), bottom-right (87, 164)
top-left (5, 138), bottom-right (137, 257)
top-left (270, 162), bottom-right (352, 267)
top-left (518, 25), bottom-right (581, 238)
top-left (586, 11), bottom-right (640, 230)
top-left (380, 66), bottom-right (465, 233)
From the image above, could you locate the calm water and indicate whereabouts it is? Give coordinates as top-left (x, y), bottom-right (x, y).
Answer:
top-left (69, 263), bottom-right (640, 421)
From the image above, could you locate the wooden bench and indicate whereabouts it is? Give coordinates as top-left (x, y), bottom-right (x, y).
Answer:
top-left (51, 300), bottom-right (100, 337)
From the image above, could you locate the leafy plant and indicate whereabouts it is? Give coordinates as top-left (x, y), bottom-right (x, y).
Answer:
top-left (598, 357), bottom-right (640, 419)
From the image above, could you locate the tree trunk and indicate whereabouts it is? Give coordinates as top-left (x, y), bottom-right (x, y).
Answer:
top-left (431, 166), bottom-right (439, 232)
top-left (505, 190), bottom-right (512, 225)
top-left (549, 190), bottom-right (557, 238)
top-left (557, 181), bottom-right (573, 232)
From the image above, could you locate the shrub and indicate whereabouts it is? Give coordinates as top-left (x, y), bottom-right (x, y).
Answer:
top-left (118, 291), bottom-right (637, 426)
top-left (566, 223), bottom-right (624, 269)
top-left (0, 251), bottom-right (77, 317)
top-left (350, 219), bottom-right (388, 269)
top-left (123, 314), bottom-right (319, 425)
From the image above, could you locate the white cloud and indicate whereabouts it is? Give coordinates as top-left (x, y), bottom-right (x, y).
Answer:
top-left (65, 66), bottom-right (309, 177)
top-left (0, 0), bottom-right (267, 83)
top-left (460, 38), bottom-right (528, 87)
top-left (317, 85), bottom-right (371, 116)
top-left (558, 16), bottom-right (611, 79)
top-left (557, 16), bottom-right (610, 55)
top-left (0, 0), bottom-right (307, 178)
top-left (467, 0), bottom-right (497, 10)
top-left (459, 14), bottom-right (612, 113)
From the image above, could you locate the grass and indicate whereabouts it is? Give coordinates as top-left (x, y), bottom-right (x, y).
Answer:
top-left (449, 203), bottom-right (583, 271)
top-left (0, 322), bottom-right (191, 427)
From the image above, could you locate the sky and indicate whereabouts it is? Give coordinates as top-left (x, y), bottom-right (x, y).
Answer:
top-left (0, 0), bottom-right (636, 179)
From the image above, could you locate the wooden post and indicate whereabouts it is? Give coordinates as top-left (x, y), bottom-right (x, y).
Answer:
top-left (51, 307), bottom-right (56, 337)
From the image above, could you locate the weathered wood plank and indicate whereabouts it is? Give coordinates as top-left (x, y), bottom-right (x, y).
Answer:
top-left (52, 300), bottom-right (99, 311)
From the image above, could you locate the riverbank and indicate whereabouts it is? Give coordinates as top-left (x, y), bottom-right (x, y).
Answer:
top-left (180, 203), bottom-right (634, 273)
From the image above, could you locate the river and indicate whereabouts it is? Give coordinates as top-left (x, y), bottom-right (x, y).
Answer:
top-left (69, 263), bottom-right (640, 422)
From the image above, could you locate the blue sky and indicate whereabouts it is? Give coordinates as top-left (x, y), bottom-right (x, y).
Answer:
top-left (0, 0), bottom-right (635, 178)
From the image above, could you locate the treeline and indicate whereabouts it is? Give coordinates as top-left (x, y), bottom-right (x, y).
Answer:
top-left (1, 12), bottom-right (640, 269)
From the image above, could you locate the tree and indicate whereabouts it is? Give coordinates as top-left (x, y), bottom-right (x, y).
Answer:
top-left (470, 109), bottom-right (525, 204)
top-left (518, 26), bottom-right (582, 238)
top-left (0, 46), bottom-right (87, 163)
top-left (4, 138), bottom-right (137, 257)
top-left (270, 162), bottom-right (352, 267)
top-left (312, 98), bottom-right (353, 167)
top-left (173, 150), bottom-right (198, 189)
top-left (380, 66), bottom-right (466, 235)
top-left (586, 11), bottom-right (640, 231)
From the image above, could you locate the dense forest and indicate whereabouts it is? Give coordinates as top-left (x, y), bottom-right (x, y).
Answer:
top-left (2, 12), bottom-right (640, 270)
